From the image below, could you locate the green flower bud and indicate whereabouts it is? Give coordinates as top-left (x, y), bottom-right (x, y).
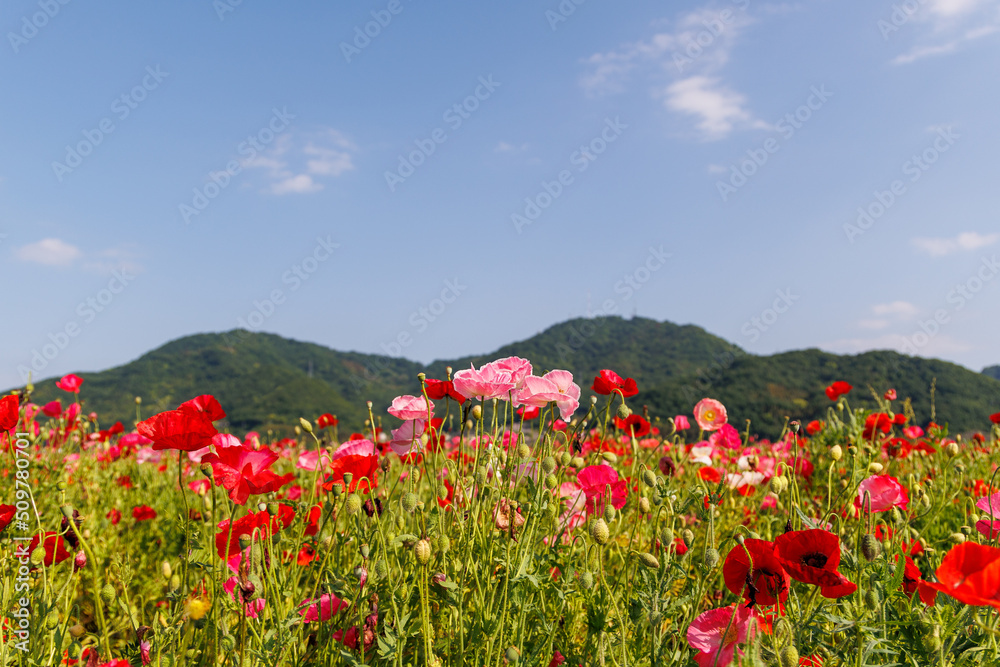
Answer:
top-left (603, 504), bottom-right (616, 523)
top-left (682, 529), bottom-right (695, 549)
top-left (544, 473), bottom-right (558, 489)
top-left (402, 492), bottom-right (419, 514)
top-left (560, 452), bottom-right (572, 466)
top-left (704, 548), bottom-right (720, 570)
top-left (56, 481), bottom-right (68, 491)
top-left (45, 610), bottom-right (60, 630)
top-left (30, 547), bottom-right (46, 565)
top-left (830, 445), bottom-right (843, 461)
top-left (343, 472), bottom-right (354, 487)
top-left (616, 403), bottom-right (631, 420)
top-left (861, 534), bottom-right (881, 562)
top-left (374, 561), bottom-right (389, 579)
top-left (475, 468), bottom-right (488, 488)
top-left (345, 494), bottom-right (362, 515)
top-left (864, 589), bottom-right (880, 611)
top-left (541, 456), bottom-right (557, 474)
top-left (638, 497), bottom-right (651, 514)
top-left (779, 645), bottom-right (799, 667)
top-left (61, 505), bottom-right (75, 519)
top-left (414, 539), bottom-right (432, 565)
top-left (299, 418), bottom-right (313, 434)
top-left (504, 646), bottom-right (520, 664)
top-left (660, 527), bottom-right (674, 545)
top-left (638, 552), bottom-right (660, 569)
top-left (580, 571), bottom-right (594, 590)
top-left (438, 535), bottom-right (450, 553)
top-left (571, 456), bottom-right (585, 469)
top-left (170, 574), bottom-right (181, 590)
top-left (601, 451), bottom-right (617, 464)
top-left (641, 469), bottom-right (657, 488)
top-left (221, 635), bottom-right (236, 652)
top-left (590, 518), bottom-right (610, 545)
top-left (516, 442), bottom-right (530, 459)
top-left (68, 642), bottom-right (83, 659)
top-left (395, 515), bottom-right (405, 531)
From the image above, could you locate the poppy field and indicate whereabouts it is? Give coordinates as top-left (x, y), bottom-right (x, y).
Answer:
top-left (2, 361), bottom-right (1000, 667)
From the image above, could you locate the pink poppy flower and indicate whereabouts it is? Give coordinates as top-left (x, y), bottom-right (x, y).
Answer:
top-left (686, 604), bottom-right (756, 667)
top-left (56, 374), bottom-right (84, 393)
top-left (709, 423), bottom-right (742, 450)
top-left (453, 363), bottom-right (516, 401)
top-left (903, 425), bottom-right (924, 439)
top-left (41, 400), bottom-right (62, 418)
top-left (387, 395), bottom-right (434, 421)
top-left (201, 444), bottom-right (295, 505)
top-left (855, 475), bottom-right (909, 513)
top-left (674, 415), bottom-right (691, 430)
top-left (576, 464), bottom-right (628, 515)
top-left (296, 449), bottom-right (331, 471)
top-left (299, 592), bottom-right (348, 623)
top-left (693, 398), bottom-right (728, 432)
top-left (390, 419), bottom-right (426, 456)
top-left (489, 356), bottom-right (533, 390)
top-left (515, 371), bottom-right (581, 420)
top-left (135, 447), bottom-right (163, 464)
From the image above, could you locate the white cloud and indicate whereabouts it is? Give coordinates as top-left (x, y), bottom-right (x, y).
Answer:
top-left (821, 333), bottom-right (972, 357)
top-left (580, 7), bottom-right (762, 140)
top-left (243, 128), bottom-right (356, 195)
top-left (663, 76), bottom-right (766, 141)
top-left (495, 142), bottom-right (529, 153)
top-left (16, 238), bottom-right (81, 266)
top-left (858, 319), bottom-right (891, 330)
top-left (890, 0), bottom-right (1000, 65)
top-left (911, 231), bottom-right (1000, 256)
top-left (872, 300), bottom-right (920, 318)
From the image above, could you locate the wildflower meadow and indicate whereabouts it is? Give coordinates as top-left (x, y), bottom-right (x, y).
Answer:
top-left (2, 362), bottom-right (1000, 667)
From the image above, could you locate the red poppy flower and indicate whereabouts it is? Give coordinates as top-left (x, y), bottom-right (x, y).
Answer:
top-left (137, 406), bottom-right (218, 452)
top-left (216, 506), bottom-right (295, 559)
top-left (805, 420), bottom-right (823, 436)
top-left (117, 476), bottom-right (133, 489)
top-left (55, 374), bottom-right (84, 393)
top-left (698, 467), bottom-right (723, 484)
top-left (28, 531), bottom-right (72, 566)
top-left (316, 413), bottom-right (338, 429)
top-left (201, 444), bottom-right (295, 505)
top-left (424, 379), bottom-right (467, 404)
top-left (0, 395), bottom-right (20, 432)
top-left (917, 542), bottom-right (1000, 609)
top-left (0, 505), bottom-right (16, 534)
top-left (39, 400), bottom-right (62, 418)
top-left (774, 530), bottom-right (857, 598)
top-left (722, 539), bottom-right (790, 607)
top-left (107, 508), bottom-right (122, 525)
top-left (824, 381), bottom-right (852, 401)
top-left (991, 413), bottom-right (1000, 425)
top-left (862, 413), bottom-right (894, 440)
top-left (672, 537), bottom-right (689, 556)
top-left (614, 414), bottom-right (651, 438)
top-left (894, 554), bottom-right (923, 596)
top-left (179, 395), bottom-right (226, 421)
top-left (323, 440), bottom-right (379, 495)
top-left (297, 543), bottom-right (316, 566)
top-left (591, 370), bottom-right (638, 397)
top-left (132, 505), bottom-right (157, 521)
top-left (516, 405), bottom-right (540, 420)
top-left (303, 504), bottom-right (322, 537)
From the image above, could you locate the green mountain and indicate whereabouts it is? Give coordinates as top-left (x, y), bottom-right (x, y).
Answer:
top-left (984, 365), bottom-right (1000, 381)
top-left (12, 317), bottom-right (1000, 437)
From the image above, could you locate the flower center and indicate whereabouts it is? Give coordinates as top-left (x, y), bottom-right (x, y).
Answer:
top-left (704, 410), bottom-right (716, 421)
top-left (803, 552), bottom-right (828, 568)
top-left (723, 623), bottom-right (739, 645)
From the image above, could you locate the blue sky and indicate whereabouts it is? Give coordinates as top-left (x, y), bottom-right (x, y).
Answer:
top-left (2, 0), bottom-right (1000, 389)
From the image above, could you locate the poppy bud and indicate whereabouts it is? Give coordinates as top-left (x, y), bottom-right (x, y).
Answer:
top-left (257, 502), bottom-right (267, 512)
top-left (299, 418), bottom-right (313, 434)
top-left (68, 639), bottom-right (83, 656)
top-left (471, 405), bottom-right (482, 421)
top-left (861, 534), bottom-right (880, 561)
top-left (601, 452), bottom-right (617, 464)
top-left (638, 497), bottom-right (651, 514)
top-left (682, 529), bottom-right (695, 549)
top-left (638, 552), bottom-right (659, 569)
top-left (945, 441), bottom-right (959, 457)
top-left (617, 404), bottom-right (631, 420)
top-left (504, 647), bottom-right (520, 664)
top-left (830, 445), bottom-right (843, 461)
top-left (560, 452), bottom-right (572, 466)
top-left (591, 518), bottom-right (610, 545)
top-left (30, 547), bottom-right (46, 565)
top-left (571, 456), bottom-right (585, 468)
top-left (61, 505), bottom-right (75, 519)
top-left (475, 468), bottom-right (488, 488)
top-left (779, 645), bottom-right (799, 667)
top-left (135, 396), bottom-right (142, 405)
top-left (949, 532), bottom-right (966, 544)
top-left (515, 442), bottom-right (529, 459)
top-left (161, 561), bottom-right (172, 579)
top-left (704, 548), bottom-right (720, 569)
top-left (641, 470), bottom-right (657, 488)
top-left (374, 561), bottom-right (388, 579)
top-left (544, 474), bottom-right (558, 489)
top-left (346, 494), bottom-right (363, 515)
top-left (660, 527), bottom-right (674, 545)
top-left (734, 534), bottom-right (744, 545)
top-left (238, 534), bottom-right (252, 550)
top-left (170, 574), bottom-right (181, 590)
top-left (73, 551), bottom-right (87, 569)
top-left (417, 372), bottom-right (426, 382)
top-left (922, 628), bottom-right (941, 652)
top-left (541, 456), bottom-right (557, 474)
top-left (864, 589), bottom-right (880, 610)
top-left (603, 504), bottom-right (616, 522)
top-left (402, 492), bottom-right (418, 514)
top-left (331, 483), bottom-right (343, 497)
top-left (57, 481), bottom-right (68, 491)
top-left (868, 462), bottom-right (884, 474)
top-left (580, 571), bottom-right (594, 589)
top-left (414, 539), bottom-right (432, 565)
top-left (771, 476), bottom-right (788, 494)
top-left (438, 535), bottom-right (450, 553)
top-left (45, 610), bottom-right (60, 630)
